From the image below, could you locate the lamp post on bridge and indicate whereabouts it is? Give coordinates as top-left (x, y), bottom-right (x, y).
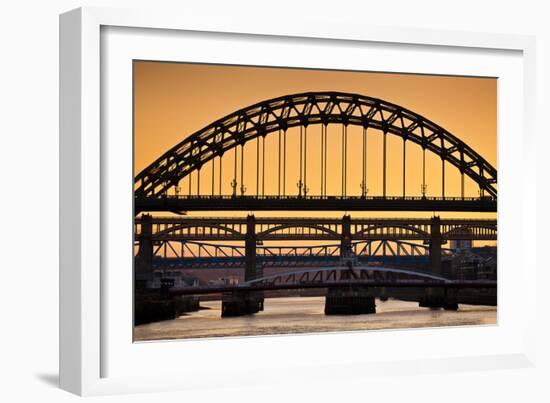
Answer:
top-left (421, 183), bottom-right (428, 199)
top-left (231, 178), bottom-right (237, 197)
top-left (360, 181), bottom-right (368, 198)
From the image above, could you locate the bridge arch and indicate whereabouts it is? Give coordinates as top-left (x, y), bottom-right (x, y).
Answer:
top-left (155, 223), bottom-right (243, 238)
top-left (257, 223), bottom-right (340, 239)
top-left (135, 91), bottom-right (497, 199)
top-left (443, 224), bottom-right (497, 239)
top-left (245, 266), bottom-right (449, 286)
top-left (353, 224), bottom-right (430, 238)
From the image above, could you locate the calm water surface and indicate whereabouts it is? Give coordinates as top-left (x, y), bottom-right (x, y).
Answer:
top-left (134, 297), bottom-right (497, 341)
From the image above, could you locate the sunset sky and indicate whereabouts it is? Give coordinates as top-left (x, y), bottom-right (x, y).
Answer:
top-left (134, 61), bottom-right (496, 222)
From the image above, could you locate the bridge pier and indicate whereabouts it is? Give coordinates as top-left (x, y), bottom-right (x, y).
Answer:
top-left (340, 215), bottom-right (352, 259)
top-left (222, 215), bottom-right (264, 317)
top-left (135, 214), bottom-right (154, 288)
top-left (420, 216), bottom-right (448, 309)
top-left (221, 290), bottom-right (264, 317)
top-left (324, 216), bottom-right (376, 315)
top-left (245, 214), bottom-right (261, 281)
top-left (325, 286), bottom-right (376, 315)
top-left (442, 288), bottom-right (459, 311)
top-left (379, 287), bottom-right (389, 302)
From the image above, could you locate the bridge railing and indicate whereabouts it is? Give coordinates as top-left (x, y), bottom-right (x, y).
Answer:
top-left (142, 194), bottom-right (496, 202)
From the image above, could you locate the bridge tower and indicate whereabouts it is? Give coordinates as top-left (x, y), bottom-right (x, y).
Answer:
top-left (340, 215), bottom-right (352, 259)
top-left (325, 215), bottom-right (376, 315)
top-left (245, 214), bottom-right (258, 281)
top-left (222, 214), bottom-right (264, 317)
top-left (429, 216), bottom-right (442, 277)
top-left (135, 214), bottom-right (154, 288)
top-left (420, 216), bottom-right (457, 310)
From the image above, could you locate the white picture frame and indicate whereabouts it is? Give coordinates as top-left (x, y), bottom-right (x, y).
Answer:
top-left (60, 6), bottom-right (537, 396)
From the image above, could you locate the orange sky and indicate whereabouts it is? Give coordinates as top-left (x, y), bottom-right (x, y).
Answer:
top-left (134, 61), bottom-right (496, 223)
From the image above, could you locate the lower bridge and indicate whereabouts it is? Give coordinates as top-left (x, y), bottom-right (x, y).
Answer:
top-left (163, 264), bottom-right (496, 318)
top-left (148, 239), bottom-right (447, 269)
top-left (134, 216), bottom-right (496, 322)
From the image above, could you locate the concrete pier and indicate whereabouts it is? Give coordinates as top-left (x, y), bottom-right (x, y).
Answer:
top-left (419, 288), bottom-right (459, 310)
top-left (325, 286), bottom-right (376, 315)
top-left (221, 290), bottom-right (264, 317)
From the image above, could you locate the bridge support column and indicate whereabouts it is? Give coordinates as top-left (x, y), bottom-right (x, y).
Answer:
top-left (135, 214), bottom-right (154, 289)
top-left (341, 215), bottom-right (352, 259)
top-left (379, 287), bottom-right (389, 302)
top-left (429, 216), bottom-right (443, 277)
top-left (420, 216), bottom-right (448, 309)
top-left (134, 215), bottom-right (183, 325)
top-left (221, 290), bottom-right (263, 317)
top-left (245, 214), bottom-right (258, 281)
top-left (443, 288), bottom-right (459, 311)
top-left (221, 215), bottom-right (264, 317)
top-left (325, 286), bottom-right (376, 315)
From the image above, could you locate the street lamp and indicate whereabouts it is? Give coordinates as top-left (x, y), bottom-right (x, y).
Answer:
top-left (360, 181), bottom-right (369, 198)
top-left (297, 180), bottom-right (303, 197)
top-left (421, 183), bottom-right (428, 198)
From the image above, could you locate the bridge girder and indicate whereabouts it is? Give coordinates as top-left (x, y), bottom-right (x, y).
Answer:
top-left (136, 216), bottom-right (497, 242)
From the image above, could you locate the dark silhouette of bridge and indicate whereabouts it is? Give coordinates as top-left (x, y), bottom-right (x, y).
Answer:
top-left (134, 91), bottom-right (497, 321)
top-left (135, 214), bottom-right (497, 317)
top-left (147, 239), bottom-right (447, 269)
top-left (134, 92), bottom-right (496, 214)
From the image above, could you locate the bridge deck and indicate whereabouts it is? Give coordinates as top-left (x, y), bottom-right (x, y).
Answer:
top-left (135, 195), bottom-right (497, 214)
top-left (169, 280), bottom-right (497, 295)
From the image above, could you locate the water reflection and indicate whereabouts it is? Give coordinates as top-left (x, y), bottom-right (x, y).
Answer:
top-left (134, 297), bottom-right (496, 341)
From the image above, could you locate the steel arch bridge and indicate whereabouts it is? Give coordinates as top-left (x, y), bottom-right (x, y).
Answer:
top-left (134, 91), bottom-right (497, 213)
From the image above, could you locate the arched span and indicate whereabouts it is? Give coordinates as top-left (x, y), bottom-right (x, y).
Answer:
top-left (443, 224), bottom-right (497, 238)
top-left (353, 224), bottom-right (429, 238)
top-left (245, 266), bottom-right (449, 286)
top-left (257, 223), bottom-right (340, 239)
top-left (155, 223), bottom-right (243, 238)
top-left (135, 92), bottom-right (497, 198)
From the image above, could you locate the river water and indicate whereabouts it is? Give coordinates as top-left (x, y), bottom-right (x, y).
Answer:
top-left (134, 297), bottom-right (496, 341)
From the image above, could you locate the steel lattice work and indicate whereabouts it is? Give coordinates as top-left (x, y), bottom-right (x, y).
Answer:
top-left (148, 239), bottom-right (447, 259)
top-left (146, 239), bottom-right (452, 269)
top-left (167, 265), bottom-right (497, 296)
top-left (135, 216), bottom-right (497, 242)
top-left (134, 92), bottom-right (497, 213)
top-left (246, 266), bottom-right (450, 287)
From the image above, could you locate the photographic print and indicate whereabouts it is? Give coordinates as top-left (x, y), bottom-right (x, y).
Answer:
top-left (133, 62), bottom-right (497, 341)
